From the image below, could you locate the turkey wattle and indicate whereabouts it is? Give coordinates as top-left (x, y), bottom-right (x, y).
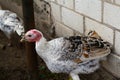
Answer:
top-left (0, 10), bottom-right (24, 46)
top-left (21, 29), bottom-right (111, 80)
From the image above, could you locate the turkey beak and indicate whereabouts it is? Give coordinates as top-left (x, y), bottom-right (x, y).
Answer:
top-left (20, 35), bottom-right (26, 42)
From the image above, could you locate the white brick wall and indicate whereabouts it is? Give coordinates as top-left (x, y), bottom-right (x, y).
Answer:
top-left (115, 31), bottom-right (120, 55)
top-left (115, 0), bottom-right (120, 5)
top-left (85, 18), bottom-right (114, 44)
top-left (75, 0), bottom-right (102, 21)
top-left (50, 0), bottom-right (56, 2)
top-left (62, 7), bottom-right (84, 33)
top-left (102, 54), bottom-right (120, 77)
top-left (104, 2), bottom-right (120, 30)
top-left (55, 22), bottom-right (74, 37)
top-left (56, 0), bottom-right (74, 9)
top-left (51, 2), bottom-right (61, 22)
top-left (104, 0), bottom-right (114, 3)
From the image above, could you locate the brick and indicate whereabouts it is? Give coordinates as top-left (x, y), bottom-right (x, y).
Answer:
top-left (62, 7), bottom-right (84, 33)
top-left (116, 55), bottom-right (120, 77)
top-left (85, 18), bottom-right (114, 44)
top-left (43, 0), bottom-right (50, 2)
top-left (115, 31), bottom-right (120, 55)
top-left (75, 0), bottom-right (101, 21)
top-left (104, 2), bottom-right (120, 30)
top-left (50, 0), bottom-right (56, 2)
top-left (103, 0), bottom-right (114, 3)
top-left (51, 2), bottom-right (61, 22)
top-left (56, 0), bottom-right (74, 9)
top-left (45, 0), bottom-right (55, 2)
top-left (115, 0), bottom-right (120, 5)
top-left (55, 22), bottom-right (74, 37)
top-left (102, 54), bottom-right (120, 78)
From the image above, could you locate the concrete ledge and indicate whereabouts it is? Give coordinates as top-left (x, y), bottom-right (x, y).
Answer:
top-left (102, 53), bottom-right (120, 78)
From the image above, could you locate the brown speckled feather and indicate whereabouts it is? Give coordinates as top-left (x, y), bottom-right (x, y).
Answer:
top-left (58, 36), bottom-right (111, 63)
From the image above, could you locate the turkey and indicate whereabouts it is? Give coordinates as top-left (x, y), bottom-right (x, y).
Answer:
top-left (21, 29), bottom-right (111, 80)
top-left (0, 10), bottom-right (24, 46)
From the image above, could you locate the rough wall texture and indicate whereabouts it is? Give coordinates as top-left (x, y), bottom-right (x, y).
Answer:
top-left (0, 0), bottom-right (55, 40)
top-left (0, 0), bottom-right (120, 78)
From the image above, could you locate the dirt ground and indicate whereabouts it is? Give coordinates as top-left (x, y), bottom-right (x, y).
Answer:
top-left (0, 31), bottom-right (119, 80)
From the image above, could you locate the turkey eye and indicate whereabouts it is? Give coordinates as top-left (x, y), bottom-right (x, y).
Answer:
top-left (28, 35), bottom-right (32, 37)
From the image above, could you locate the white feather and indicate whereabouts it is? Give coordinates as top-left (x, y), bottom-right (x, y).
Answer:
top-left (0, 10), bottom-right (24, 39)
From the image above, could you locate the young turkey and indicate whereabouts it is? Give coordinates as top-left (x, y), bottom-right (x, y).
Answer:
top-left (21, 29), bottom-right (111, 80)
top-left (0, 10), bottom-right (24, 46)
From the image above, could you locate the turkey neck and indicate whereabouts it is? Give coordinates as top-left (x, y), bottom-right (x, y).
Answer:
top-left (35, 37), bottom-right (49, 61)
